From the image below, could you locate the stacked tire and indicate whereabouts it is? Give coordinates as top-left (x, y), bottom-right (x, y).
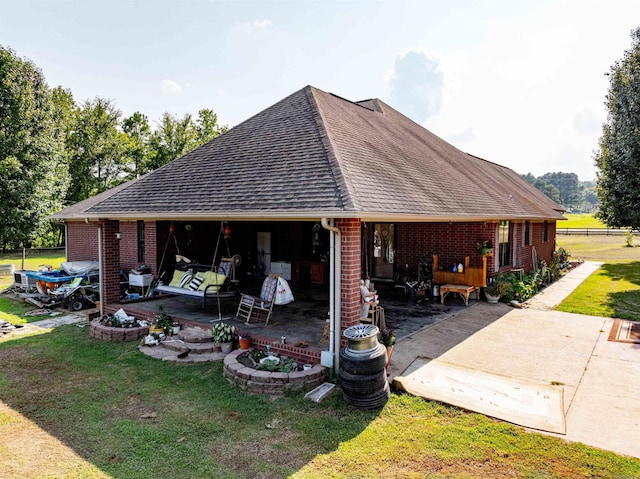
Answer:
top-left (339, 324), bottom-right (390, 409)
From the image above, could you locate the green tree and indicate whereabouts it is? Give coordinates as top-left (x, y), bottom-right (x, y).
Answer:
top-left (147, 112), bottom-right (197, 170)
top-left (122, 111), bottom-right (151, 178)
top-left (540, 172), bottom-right (581, 208)
top-left (0, 47), bottom-right (63, 250)
top-left (195, 108), bottom-right (227, 147)
top-left (66, 97), bottom-right (128, 203)
top-left (595, 27), bottom-right (640, 229)
top-left (523, 173), bottom-right (561, 204)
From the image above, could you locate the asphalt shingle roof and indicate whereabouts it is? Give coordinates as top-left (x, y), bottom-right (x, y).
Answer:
top-left (53, 85), bottom-right (564, 221)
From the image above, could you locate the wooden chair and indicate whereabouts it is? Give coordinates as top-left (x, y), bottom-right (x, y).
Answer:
top-left (236, 274), bottom-right (279, 326)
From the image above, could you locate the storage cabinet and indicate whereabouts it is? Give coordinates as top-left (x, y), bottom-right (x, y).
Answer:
top-left (292, 261), bottom-right (328, 284)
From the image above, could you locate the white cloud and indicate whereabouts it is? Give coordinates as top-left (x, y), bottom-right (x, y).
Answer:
top-left (386, 49), bottom-right (443, 124)
top-left (245, 19), bottom-right (272, 30)
top-left (161, 79), bottom-right (182, 94)
top-left (572, 106), bottom-right (602, 134)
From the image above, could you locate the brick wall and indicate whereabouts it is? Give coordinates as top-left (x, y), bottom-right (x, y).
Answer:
top-left (102, 219), bottom-right (121, 304)
top-left (337, 218), bottom-right (362, 345)
top-left (396, 222), bottom-right (498, 276)
top-left (66, 221), bottom-right (99, 261)
top-left (117, 221), bottom-right (159, 275)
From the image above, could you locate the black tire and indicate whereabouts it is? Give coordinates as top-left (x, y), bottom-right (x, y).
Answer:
top-left (70, 299), bottom-right (84, 311)
top-left (343, 382), bottom-right (390, 409)
top-left (339, 344), bottom-right (387, 375)
top-left (339, 369), bottom-right (387, 396)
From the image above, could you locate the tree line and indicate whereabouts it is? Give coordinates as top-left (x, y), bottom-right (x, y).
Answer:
top-left (0, 46), bottom-right (227, 251)
top-left (3, 25), bottom-right (640, 251)
top-left (522, 172), bottom-right (598, 213)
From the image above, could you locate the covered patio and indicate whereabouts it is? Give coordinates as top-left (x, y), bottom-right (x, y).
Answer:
top-left (114, 283), bottom-right (469, 362)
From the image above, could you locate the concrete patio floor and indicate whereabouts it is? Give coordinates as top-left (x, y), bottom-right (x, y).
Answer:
top-left (116, 281), bottom-right (469, 354)
top-left (390, 261), bottom-right (640, 459)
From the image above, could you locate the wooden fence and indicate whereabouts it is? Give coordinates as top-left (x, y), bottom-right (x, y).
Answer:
top-left (556, 228), bottom-right (634, 236)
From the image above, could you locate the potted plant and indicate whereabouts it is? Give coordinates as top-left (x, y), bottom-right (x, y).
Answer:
top-left (238, 332), bottom-right (251, 350)
top-left (154, 304), bottom-right (173, 334)
top-left (171, 321), bottom-right (181, 336)
top-left (211, 321), bottom-right (236, 354)
top-left (476, 240), bottom-right (494, 256)
top-left (379, 328), bottom-right (396, 369)
top-left (484, 276), bottom-right (511, 303)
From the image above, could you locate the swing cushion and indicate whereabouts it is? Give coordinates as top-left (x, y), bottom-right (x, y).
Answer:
top-left (197, 271), bottom-right (227, 292)
top-left (188, 274), bottom-right (205, 291)
top-left (169, 269), bottom-right (193, 288)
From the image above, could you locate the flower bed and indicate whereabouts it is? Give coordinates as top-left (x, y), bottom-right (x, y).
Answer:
top-left (223, 349), bottom-right (326, 396)
top-left (89, 318), bottom-right (149, 341)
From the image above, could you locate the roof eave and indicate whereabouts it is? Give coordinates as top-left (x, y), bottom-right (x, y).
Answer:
top-left (59, 210), bottom-right (565, 223)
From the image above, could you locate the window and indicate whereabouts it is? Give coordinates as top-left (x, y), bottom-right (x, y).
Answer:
top-left (137, 220), bottom-right (145, 262)
top-left (498, 221), bottom-right (511, 267)
top-left (524, 221), bottom-right (531, 246)
top-left (543, 221), bottom-right (549, 242)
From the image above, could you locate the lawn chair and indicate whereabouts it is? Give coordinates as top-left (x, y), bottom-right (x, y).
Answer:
top-left (236, 274), bottom-right (279, 326)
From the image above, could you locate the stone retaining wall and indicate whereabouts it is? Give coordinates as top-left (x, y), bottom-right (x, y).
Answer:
top-left (89, 319), bottom-right (149, 341)
top-left (223, 349), bottom-right (326, 396)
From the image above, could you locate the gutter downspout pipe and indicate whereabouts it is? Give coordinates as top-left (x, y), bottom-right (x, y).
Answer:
top-left (321, 218), bottom-right (340, 371)
top-left (86, 218), bottom-right (104, 317)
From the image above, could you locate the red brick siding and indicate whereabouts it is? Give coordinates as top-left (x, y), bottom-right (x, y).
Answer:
top-left (66, 221), bottom-right (99, 261)
top-left (102, 219), bottom-right (121, 304)
top-left (395, 221), bottom-right (556, 278)
top-left (118, 221), bottom-right (138, 272)
top-left (395, 222), bottom-right (498, 276)
top-left (337, 218), bottom-right (362, 346)
top-left (145, 221), bottom-right (158, 275)
top-left (531, 221), bottom-right (556, 268)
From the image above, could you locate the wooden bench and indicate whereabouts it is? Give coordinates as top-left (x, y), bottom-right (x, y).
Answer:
top-left (439, 284), bottom-right (478, 306)
top-left (433, 255), bottom-right (487, 306)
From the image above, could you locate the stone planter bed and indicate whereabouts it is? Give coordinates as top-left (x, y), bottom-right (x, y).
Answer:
top-left (89, 319), bottom-right (149, 341)
top-left (223, 349), bottom-right (326, 396)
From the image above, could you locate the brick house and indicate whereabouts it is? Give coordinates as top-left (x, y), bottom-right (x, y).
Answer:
top-left (52, 85), bottom-right (565, 366)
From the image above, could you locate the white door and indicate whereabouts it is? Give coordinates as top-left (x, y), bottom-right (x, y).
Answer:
top-left (257, 232), bottom-right (271, 278)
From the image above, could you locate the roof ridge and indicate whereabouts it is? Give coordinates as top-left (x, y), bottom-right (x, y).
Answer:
top-left (306, 86), bottom-right (357, 211)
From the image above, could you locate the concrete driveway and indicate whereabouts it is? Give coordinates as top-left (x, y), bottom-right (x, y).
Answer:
top-left (389, 262), bottom-right (640, 459)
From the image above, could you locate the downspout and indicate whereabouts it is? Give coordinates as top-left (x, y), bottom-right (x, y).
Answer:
top-left (86, 218), bottom-right (104, 317)
top-left (321, 218), bottom-right (340, 371)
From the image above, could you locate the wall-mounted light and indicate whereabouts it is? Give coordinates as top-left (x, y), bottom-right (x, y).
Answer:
top-left (312, 223), bottom-right (322, 253)
top-left (115, 232), bottom-right (122, 240)
top-left (224, 223), bottom-right (231, 239)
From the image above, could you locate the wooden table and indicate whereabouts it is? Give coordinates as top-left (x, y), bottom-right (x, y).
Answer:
top-left (440, 284), bottom-right (478, 306)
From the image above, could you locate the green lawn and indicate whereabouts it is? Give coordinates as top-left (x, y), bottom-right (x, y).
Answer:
top-left (0, 249), bottom-right (65, 291)
top-left (557, 262), bottom-right (640, 320)
top-left (560, 213), bottom-right (606, 229)
top-left (1, 242), bottom-right (640, 477)
top-left (0, 324), bottom-right (637, 479)
top-left (556, 235), bottom-right (638, 262)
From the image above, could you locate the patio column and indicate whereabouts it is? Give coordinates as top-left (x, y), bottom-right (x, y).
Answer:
top-left (337, 218), bottom-right (362, 347)
top-left (101, 219), bottom-right (121, 305)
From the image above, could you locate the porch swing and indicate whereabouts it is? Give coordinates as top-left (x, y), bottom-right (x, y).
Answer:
top-left (155, 222), bottom-right (241, 314)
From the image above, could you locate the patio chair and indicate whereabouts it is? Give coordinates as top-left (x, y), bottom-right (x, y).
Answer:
top-left (236, 274), bottom-right (279, 326)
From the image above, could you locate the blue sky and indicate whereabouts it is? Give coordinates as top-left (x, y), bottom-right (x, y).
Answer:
top-left (2, 0), bottom-right (639, 180)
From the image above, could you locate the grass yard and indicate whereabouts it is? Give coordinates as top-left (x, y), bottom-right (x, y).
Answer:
top-left (560, 213), bottom-right (606, 229)
top-left (0, 323), bottom-right (638, 479)
top-left (556, 234), bottom-right (638, 262)
top-left (556, 261), bottom-right (640, 320)
top-left (0, 249), bottom-right (65, 291)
